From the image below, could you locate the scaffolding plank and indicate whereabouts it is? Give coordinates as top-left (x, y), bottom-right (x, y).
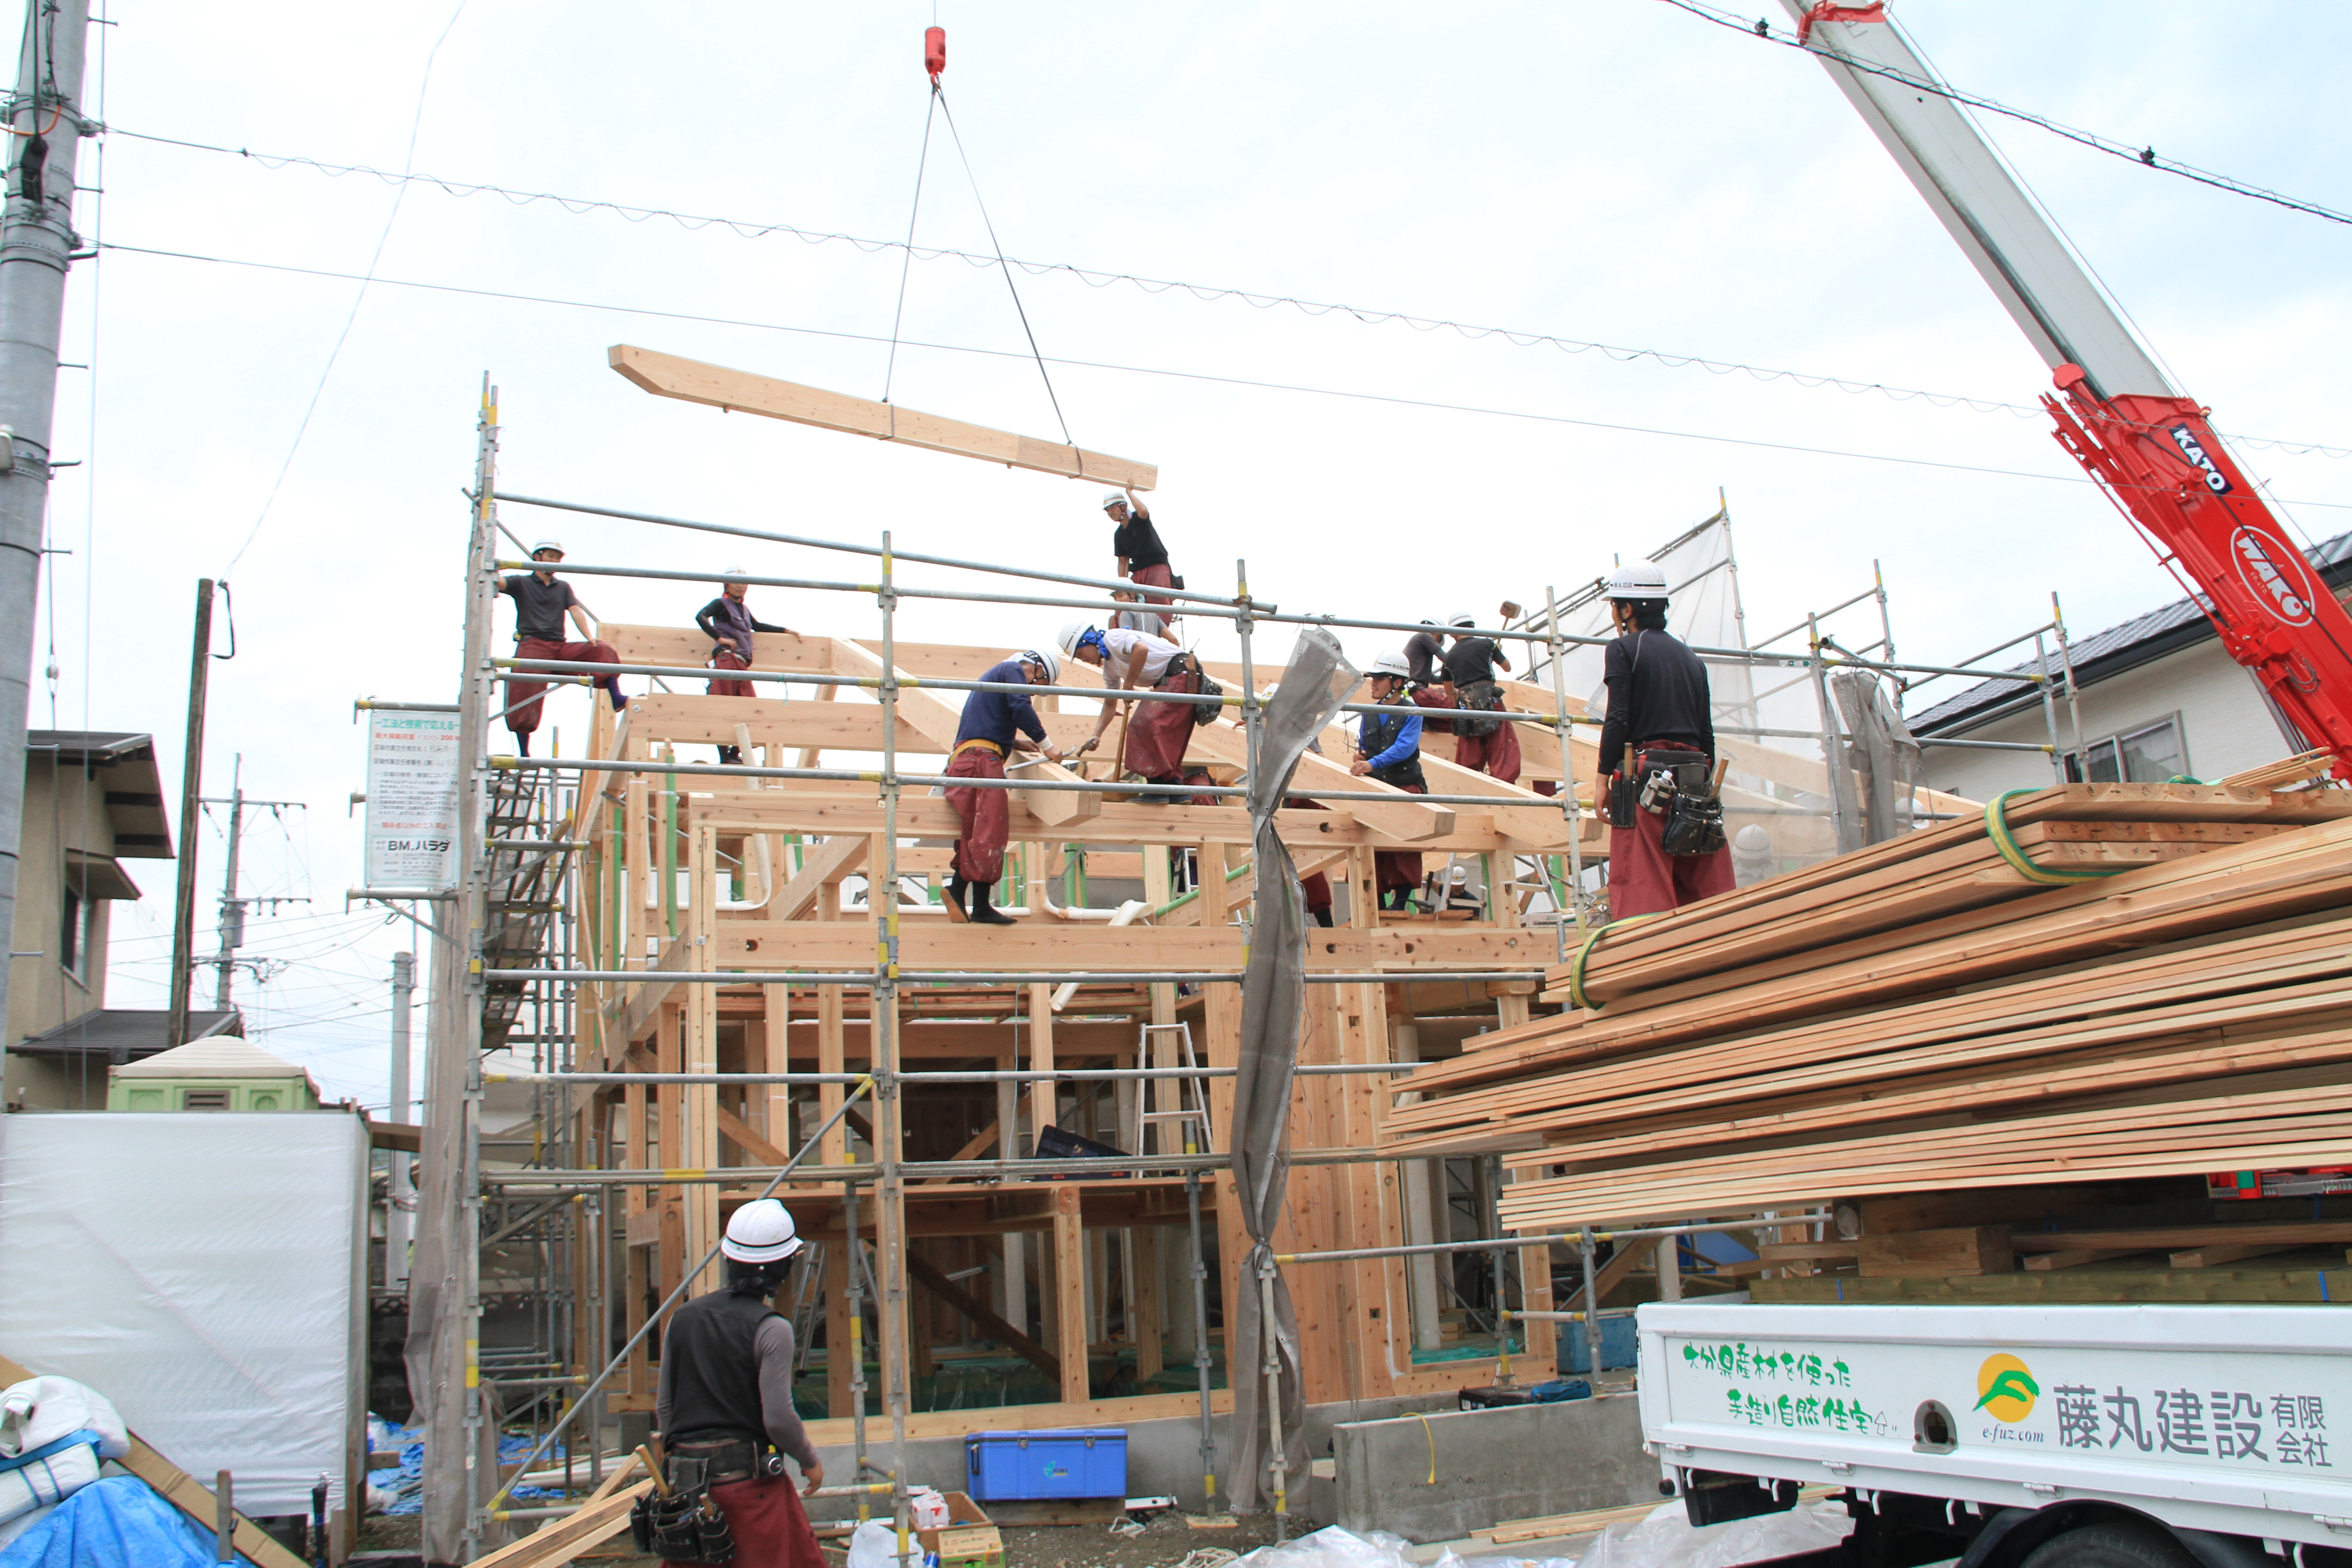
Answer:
top-left (610, 344), bottom-right (1157, 490)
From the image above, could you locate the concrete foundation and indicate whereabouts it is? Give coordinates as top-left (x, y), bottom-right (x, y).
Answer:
top-left (1332, 1394), bottom-right (1656, 1543)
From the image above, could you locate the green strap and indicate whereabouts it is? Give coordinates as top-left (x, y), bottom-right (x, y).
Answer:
top-left (1567, 911), bottom-right (1663, 1011)
top-left (1985, 789), bottom-right (2129, 886)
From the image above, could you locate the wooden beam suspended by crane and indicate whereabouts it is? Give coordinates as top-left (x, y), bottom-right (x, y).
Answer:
top-left (608, 344), bottom-right (1157, 491)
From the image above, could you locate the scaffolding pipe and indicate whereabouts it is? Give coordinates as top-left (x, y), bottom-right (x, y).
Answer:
top-left (490, 1064), bottom-right (1416, 1087)
top-left (485, 968), bottom-right (1550, 986)
top-left (1186, 1169), bottom-right (1215, 1505)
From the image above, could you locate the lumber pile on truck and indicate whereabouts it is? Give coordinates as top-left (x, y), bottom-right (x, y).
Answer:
top-left (1379, 783), bottom-right (2352, 1266)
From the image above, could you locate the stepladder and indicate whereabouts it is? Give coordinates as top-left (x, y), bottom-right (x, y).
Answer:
top-left (1134, 1022), bottom-right (1213, 1160)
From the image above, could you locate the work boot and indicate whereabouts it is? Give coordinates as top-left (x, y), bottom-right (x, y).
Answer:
top-left (514, 733), bottom-right (531, 758)
top-left (968, 881), bottom-right (1018, 926)
top-left (945, 876), bottom-right (970, 919)
top-left (1311, 907), bottom-right (1333, 928)
top-left (717, 745), bottom-right (742, 766)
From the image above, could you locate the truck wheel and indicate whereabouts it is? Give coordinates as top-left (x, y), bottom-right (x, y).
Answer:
top-left (2019, 1522), bottom-right (2197, 1568)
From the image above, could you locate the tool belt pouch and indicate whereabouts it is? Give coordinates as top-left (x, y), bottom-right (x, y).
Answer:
top-left (1642, 752), bottom-right (1726, 858)
top-left (1163, 654), bottom-right (1225, 728)
top-left (632, 1456), bottom-right (740, 1564)
top-left (1453, 679), bottom-right (1504, 738)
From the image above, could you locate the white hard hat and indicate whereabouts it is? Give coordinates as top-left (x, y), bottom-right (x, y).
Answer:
top-left (1606, 561), bottom-right (1669, 600)
top-left (1370, 650), bottom-right (1412, 679)
top-left (1102, 490), bottom-right (1128, 511)
top-left (1447, 612), bottom-right (1476, 629)
top-left (1020, 647), bottom-right (1061, 684)
top-left (529, 539), bottom-right (564, 558)
top-left (721, 1198), bottom-right (802, 1263)
top-left (1057, 621), bottom-right (1097, 659)
top-left (721, 564), bottom-right (749, 584)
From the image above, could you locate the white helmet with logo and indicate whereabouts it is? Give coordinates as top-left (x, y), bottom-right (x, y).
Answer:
top-left (1020, 647), bottom-right (1061, 684)
top-left (1369, 650), bottom-right (1412, 679)
top-left (1057, 621), bottom-right (1098, 659)
top-left (721, 1198), bottom-right (802, 1263)
top-left (529, 539), bottom-right (564, 559)
top-left (1605, 561), bottom-right (1669, 601)
top-left (1102, 490), bottom-right (1129, 511)
top-left (1447, 612), bottom-right (1477, 629)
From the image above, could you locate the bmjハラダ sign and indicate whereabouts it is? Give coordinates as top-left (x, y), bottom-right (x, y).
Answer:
top-left (363, 710), bottom-right (460, 888)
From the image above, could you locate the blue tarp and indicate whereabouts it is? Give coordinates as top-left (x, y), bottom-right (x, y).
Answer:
top-left (0, 1475), bottom-right (248, 1568)
top-left (366, 1422), bottom-right (563, 1516)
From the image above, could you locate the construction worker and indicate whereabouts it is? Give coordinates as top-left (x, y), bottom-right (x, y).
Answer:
top-left (1593, 561), bottom-right (1733, 919)
top-left (695, 568), bottom-right (797, 765)
top-left (499, 541), bottom-right (628, 757)
top-left (1110, 586), bottom-right (1168, 641)
top-left (1061, 621), bottom-right (1211, 802)
top-left (1444, 612), bottom-right (1522, 783)
top-left (654, 1199), bottom-right (826, 1568)
top-left (1104, 488), bottom-right (1178, 627)
top-left (946, 648), bottom-right (1066, 925)
top-left (1352, 650), bottom-right (1428, 910)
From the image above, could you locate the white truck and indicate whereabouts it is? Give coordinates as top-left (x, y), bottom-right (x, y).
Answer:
top-left (1638, 1303), bottom-right (2352, 1568)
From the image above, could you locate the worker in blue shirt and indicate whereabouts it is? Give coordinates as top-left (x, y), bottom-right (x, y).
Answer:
top-left (946, 648), bottom-right (1067, 925)
top-left (1352, 650), bottom-right (1429, 911)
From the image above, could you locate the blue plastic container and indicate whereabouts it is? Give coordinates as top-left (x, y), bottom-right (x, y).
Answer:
top-left (965, 1428), bottom-right (1129, 1500)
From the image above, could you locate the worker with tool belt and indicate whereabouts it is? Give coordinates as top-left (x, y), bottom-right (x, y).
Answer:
top-left (946, 648), bottom-right (1066, 925)
top-left (651, 1199), bottom-right (826, 1568)
top-left (1104, 488), bottom-right (1179, 628)
top-left (694, 567), bottom-right (797, 765)
top-left (1061, 621), bottom-right (1219, 804)
top-left (499, 540), bottom-right (630, 756)
top-left (1443, 612), bottom-right (1522, 783)
top-left (1353, 650), bottom-right (1431, 911)
top-left (1593, 561), bottom-right (1732, 920)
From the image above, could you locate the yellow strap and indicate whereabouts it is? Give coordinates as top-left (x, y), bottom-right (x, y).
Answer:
top-left (1416, 1413), bottom-right (1437, 1486)
top-left (1566, 911), bottom-right (1662, 1012)
top-left (1986, 789), bottom-right (2128, 885)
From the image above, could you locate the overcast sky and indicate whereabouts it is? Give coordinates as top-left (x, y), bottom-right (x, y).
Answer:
top-left (34, 1), bottom-right (2352, 1107)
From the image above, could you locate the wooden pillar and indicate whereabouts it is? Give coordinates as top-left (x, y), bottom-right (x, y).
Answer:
top-left (1132, 1225), bottom-right (1163, 1381)
top-left (1053, 1185), bottom-right (1088, 1405)
top-left (818, 875), bottom-right (848, 1166)
top-left (622, 1078), bottom-right (650, 1397)
top-left (825, 1235), bottom-right (855, 1417)
top-left (1026, 983), bottom-right (1056, 1147)
top-left (762, 983), bottom-right (791, 1147)
top-left (1656, 1235), bottom-right (1683, 1301)
top-left (684, 825), bottom-right (723, 1297)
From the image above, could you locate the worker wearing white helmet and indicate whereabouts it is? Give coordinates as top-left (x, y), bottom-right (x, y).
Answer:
top-left (496, 539), bottom-right (629, 757)
top-left (944, 649), bottom-right (1068, 924)
top-left (654, 1197), bottom-right (827, 1560)
top-left (1061, 619), bottom-right (1205, 800)
top-left (1352, 651), bottom-right (1433, 911)
top-left (1595, 557), bottom-right (1732, 920)
top-left (695, 567), bottom-right (799, 766)
top-left (1443, 611), bottom-right (1520, 782)
top-left (1102, 486), bottom-right (1180, 630)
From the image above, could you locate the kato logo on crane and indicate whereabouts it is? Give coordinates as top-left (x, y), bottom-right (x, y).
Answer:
top-left (2231, 526), bottom-right (2317, 627)
top-left (2168, 425), bottom-right (2234, 495)
top-left (1975, 1354), bottom-right (2040, 1423)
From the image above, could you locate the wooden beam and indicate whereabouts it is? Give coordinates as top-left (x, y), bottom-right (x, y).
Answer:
top-left (614, 937), bottom-right (693, 1045)
top-left (769, 833), bottom-right (870, 921)
top-left (904, 1250), bottom-right (1062, 1385)
top-left (612, 343), bottom-right (1156, 490)
top-left (470, 1479), bottom-right (657, 1568)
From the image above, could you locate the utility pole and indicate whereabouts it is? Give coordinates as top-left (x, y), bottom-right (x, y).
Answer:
top-left (387, 949), bottom-right (414, 1289)
top-left (0, 0), bottom-right (95, 1050)
top-left (167, 580), bottom-right (216, 1050)
top-left (199, 755), bottom-right (306, 1013)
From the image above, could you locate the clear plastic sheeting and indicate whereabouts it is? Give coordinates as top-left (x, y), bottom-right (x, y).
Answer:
top-left (0, 1112), bottom-right (368, 1518)
top-left (1576, 1501), bottom-right (1852, 1568)
top-left (1240, 1525), bottom-right (1421, 1568)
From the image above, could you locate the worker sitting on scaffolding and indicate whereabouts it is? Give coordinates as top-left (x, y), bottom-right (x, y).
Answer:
top-left (1104, 487), bottom-right (1178, 630)
top-left (499, 540), bottom-right (628, 758)
top-left (1444, 610), bottom-right (1522, 783)
top-left (1352, 650), bottom-right (1430, 911)
top-left (695, 567), bottom-right (796, 766)
top-left (946, 648), bottom-right (1066, 926)
top-left (654, 1199), bottom-right (826, 1568)
top-left (1594, 561), bottom-right (1733, 921)
top-left (1061, 620), bottom-right (1215, 805)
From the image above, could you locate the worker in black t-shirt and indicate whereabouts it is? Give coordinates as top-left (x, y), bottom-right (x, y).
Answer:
top-left (1593, 561), bottom-right (1733, 919)
top-left (497, 540), bottom-right (629, 756)
top-left (1103, 488), bottom-right (1177, 628)
top-left (1443, 613), bottom-right (1522, 782)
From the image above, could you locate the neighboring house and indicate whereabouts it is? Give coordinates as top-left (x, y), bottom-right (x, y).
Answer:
top-left (107, 1035), bottom-right (323, 1112)
top-left (2, 730), bottom-right (234, 1111)
top-left (1907, 533), bottom-right (2352, 801)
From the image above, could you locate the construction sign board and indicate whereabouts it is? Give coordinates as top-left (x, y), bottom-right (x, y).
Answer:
top-left (363, 710), bottom-right (461, 889)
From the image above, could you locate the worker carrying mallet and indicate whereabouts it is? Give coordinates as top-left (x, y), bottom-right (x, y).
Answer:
top-left (695, 567), bottom-right (797, 765)
top-left (650, 1199), bottom-right (827, 1568)
top-left (1352, 650), bottom-right (1431, 911)
top-left (1444, 610), bottom-right (1522, 783)
top-left (946, 647), bottom-right (1066, 925)
top-left (1061, 620), bottom-right (1214, 803)
top-left (1593, 561), bottom-right (1733, 920)
top-left (499, 540), bottom-right (628, 756)
top-left (1103, 487), bottom-right (1179, 629)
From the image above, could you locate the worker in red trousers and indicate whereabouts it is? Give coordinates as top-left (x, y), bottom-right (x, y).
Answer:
top-left (1593, 562), bottom-right (1733, 920)
top-left (499, 540), bottom-right (628, 755)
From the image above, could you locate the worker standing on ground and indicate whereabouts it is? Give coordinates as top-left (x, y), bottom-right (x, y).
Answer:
top-left (695, 568), bottom-right (798, 765)
top-left (1444, 612), bottom-right (1522, 782)
top-left (946, 649), bottom-right (1065, 925)
top-left (499, 541), bottom-right (628, 757)
top-left (1104, 488), bottom-right (1179, 628)
top-left (1062, 621), bottom-right (1213, 802)
top-left (1594, 561), bottom-right (1733, 920)
top-left (1352, 650), bottom-right (1429, 911)
top-left (654, 1199), bottom-right (826, 1568)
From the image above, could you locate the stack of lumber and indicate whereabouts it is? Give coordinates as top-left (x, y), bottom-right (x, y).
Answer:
top-left (1377, 782), bottom-right (2352, 1231)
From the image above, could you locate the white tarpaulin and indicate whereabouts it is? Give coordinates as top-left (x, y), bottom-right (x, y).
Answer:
top-left (0, 1113), bottom-right (368, 1516)
top-left (363, 709), bottom-right (461, 888)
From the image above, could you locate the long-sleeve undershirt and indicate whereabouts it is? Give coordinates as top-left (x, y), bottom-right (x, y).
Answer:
top-left (656, 1314), bottom-right (819, 1470)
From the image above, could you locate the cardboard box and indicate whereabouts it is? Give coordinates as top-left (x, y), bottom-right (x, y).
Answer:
top-left (919, 1490), bottom-right (1001, 1568)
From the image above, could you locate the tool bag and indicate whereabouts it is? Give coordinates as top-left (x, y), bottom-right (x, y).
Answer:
top-left (1636, 748), bottom-right (1728, 858)
top-left (1162, 653), bottom-right (1225, 728)
top-left (630, 1455), bottom-right (738, 1564)
top-left (1452, 679), bottom-right (1505, 738)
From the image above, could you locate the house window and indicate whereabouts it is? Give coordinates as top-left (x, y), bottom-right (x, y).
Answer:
top-left (2064, 715), bottom-right (2189, 784)
top-left (58, 888), bottom-right (92, 980)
